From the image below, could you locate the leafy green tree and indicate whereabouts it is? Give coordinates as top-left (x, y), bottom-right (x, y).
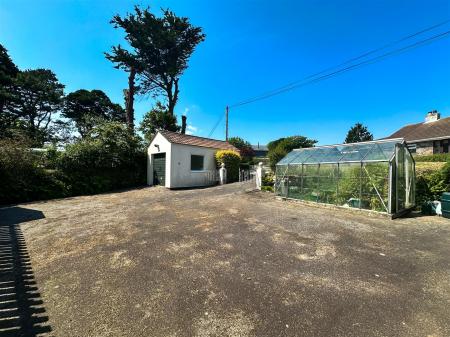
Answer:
top-left (58, 121), bottom-right (146, 195)
top-left (62, 89), bottom-right (126, 137)
top-left (228, 136), bottom-right (254, 161)
top-left (215, 150), bottom-right (241, 183)
top-left (344, 123), bottom-right (373, 143)
top-left (268, 135), bottom-right (317, 168)
top-left (0, 44), bottom-right (19, 138)
top-left (11, 69), bottom-right (64, 145)
top-left (138, 101), bottom-right (180, 142)
top-left (106, 6), bottom-right (205, 117)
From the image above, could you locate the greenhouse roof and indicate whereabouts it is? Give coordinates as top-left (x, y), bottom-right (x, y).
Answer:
top-left (277, 138), bottom-right (404, 165)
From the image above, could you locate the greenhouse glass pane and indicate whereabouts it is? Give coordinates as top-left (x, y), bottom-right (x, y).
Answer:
top-left (289, 150), bottom-right (314, 164)
top-left (404, 147), bottom-right (415, 209)
top-left (339, 143), bottom-right (373, 162)
top-left (275, 165), bottom-right (288, 196)
top-left (364, 141), bottom-right (397, 161)
top-left (304, 147), bottom-right (342, 163)
top-left (396, 145), bottom-right (406, 211)
top-left (360, 162), bottom-right (389, 212)
top-left (337, 163), bottom-right (361, 208)
top-left (287, 164), bottom-right (302, 199)
top-left (299, 164), bottom-right (319, 201)
top-left (277, 151), bottom-right (299, 165)
top-left (317, 164), bottom-right (338, 204)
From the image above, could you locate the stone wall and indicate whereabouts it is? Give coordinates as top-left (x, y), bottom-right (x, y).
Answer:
top-left (415, 141), bottom-right (434, 155)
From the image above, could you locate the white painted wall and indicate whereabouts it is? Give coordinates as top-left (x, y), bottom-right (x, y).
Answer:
top-left (169, 143), bottom-right (218, 188)
top-left (147, 133), bottom-right (172, 188)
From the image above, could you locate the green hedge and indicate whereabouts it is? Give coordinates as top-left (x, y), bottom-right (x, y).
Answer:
top-left (414, 153), bottom-right (450, 162)
top-left (0, 139), bottom-right (68, 204)
top-left (415, 161), bottom-right (450, 205)
top-left (0, 122), bottom-right (147, 205)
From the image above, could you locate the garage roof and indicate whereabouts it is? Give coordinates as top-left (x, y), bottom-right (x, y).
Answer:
top-left (159, 130), bottom-right (238, 151)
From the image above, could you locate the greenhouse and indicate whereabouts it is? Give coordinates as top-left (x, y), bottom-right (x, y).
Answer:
top-left (275, 138), bottom-right (415, 217)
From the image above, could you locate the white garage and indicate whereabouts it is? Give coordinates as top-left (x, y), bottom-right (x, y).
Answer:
top-left (147, 130), bottom-right (238, 189)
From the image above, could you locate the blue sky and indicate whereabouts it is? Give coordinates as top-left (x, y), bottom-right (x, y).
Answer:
top-left (1, 0), bottom-right (449, 145)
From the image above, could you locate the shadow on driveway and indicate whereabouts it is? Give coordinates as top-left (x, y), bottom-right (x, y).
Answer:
top-left (0, 207), bottom-right (52, 336)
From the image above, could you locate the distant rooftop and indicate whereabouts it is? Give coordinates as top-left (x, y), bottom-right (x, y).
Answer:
top-left (251, 144), bottom-right (268, 151)
top-left (385, 111), bottom-right (450, 142)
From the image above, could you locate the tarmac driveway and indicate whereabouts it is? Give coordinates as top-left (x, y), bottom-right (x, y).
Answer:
top-left (1, 183), bottom-right (450, 337)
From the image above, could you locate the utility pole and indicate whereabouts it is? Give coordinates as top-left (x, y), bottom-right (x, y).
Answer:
top-left (225, 105), bottom-right (229, 141)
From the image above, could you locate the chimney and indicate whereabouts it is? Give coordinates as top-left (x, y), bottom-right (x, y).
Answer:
top-left (425, 110), bottom-right (440, 123)
top-left (181, 115), bottom-right (187, 134)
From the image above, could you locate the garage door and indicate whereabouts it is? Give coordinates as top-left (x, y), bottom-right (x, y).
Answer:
top-left (153, 153), bottom-right (166, 186)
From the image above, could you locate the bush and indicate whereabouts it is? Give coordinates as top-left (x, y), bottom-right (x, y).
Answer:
top-left (215, 150), bottom-right (241, 183)
top-left (0, 138), bottom-right (67, 204)
top-left (414, 153), bottom-right (450, 162)
top-left (261, 186), bottom-right (274, 192)
top-left (0, 122), bottom-right (148, 204)
top-left (57, 122), bottom-right (146, 195)
top-left (262, 172), bottom-right (274, 187)
top-left (415, 161), bottom-right (450, 205)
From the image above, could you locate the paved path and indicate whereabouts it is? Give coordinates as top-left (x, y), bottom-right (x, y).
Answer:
top-left (1, 183), bottom-right (450, 337)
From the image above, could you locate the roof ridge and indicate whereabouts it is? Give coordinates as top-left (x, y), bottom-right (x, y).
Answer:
top-left (159, 129), bottom-right (230, 144)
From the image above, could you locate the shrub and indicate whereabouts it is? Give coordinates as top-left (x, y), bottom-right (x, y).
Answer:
top-left (262, 172), bottom-right (274, 187)
top-left (261, 186), bottom-right (274, 192)
top-left (414, 153), bottom-right (450, 162)
top-left (215, 150), bottom-right (241, 183)
top-left (0, 138), bottom-right (67, 204)
top-left (415, 161), bottom-right (450, 205)
top-left (57, 122), bottom-right (146, 195)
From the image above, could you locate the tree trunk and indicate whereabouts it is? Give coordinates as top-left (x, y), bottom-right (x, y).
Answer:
top-left (126, 67), bottom-right (136, 130)
top-left (167, 78), bottom-right (179, 116)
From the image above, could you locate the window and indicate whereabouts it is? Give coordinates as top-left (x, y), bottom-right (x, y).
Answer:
top-left (407, 143), bottom-right (416, 154)
top-left (191, 155), bottom-right (204, 171)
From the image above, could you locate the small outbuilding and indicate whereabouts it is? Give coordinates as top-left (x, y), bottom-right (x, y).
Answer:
top-left (275, 138), bottom-right (415, 217)
top-left (147, 130), bottom-right (238, 189)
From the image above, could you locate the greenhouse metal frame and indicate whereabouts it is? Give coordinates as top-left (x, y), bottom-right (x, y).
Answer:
top-left (275, 138), bottom-right (415, 217)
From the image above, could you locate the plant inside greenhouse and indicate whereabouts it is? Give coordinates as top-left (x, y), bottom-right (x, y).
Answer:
top-left (275, 139), bottom-right (415, 217)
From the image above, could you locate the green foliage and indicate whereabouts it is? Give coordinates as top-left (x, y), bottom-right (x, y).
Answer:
top-left (57, 122), bottom-right (146, 195)
top-left (11, 69), bottom-right (65, 145)
top-left (268, 135), bottom-right (317, 169)
top-left (228, 136), bottom-right (254, 162)
top-left (262, 172), bottom-right (274, 187)
top-left (261, 186), bottom-right (274, 192)
top-left (415, 161), bottom-right (450, 205)
top-left (414, 153), bottom-right (450, 162)
top-left (0, 122), bottom-right (147, 204)
top-left (106, 6), bottom-right (206, 115)
top-left (63, 89), bottom-right (126, 137)
top-left (269, 147), bottom-right (288, 170)
top-left (138, 101), bottom-right (180, 143)
top-left (0, 138), bottom-right (67, 204)
top-left (344, 123), bottom-right (373, 143)
top-left (215, 150), bottom-right (241, 183)
top-left (0, 44), bottom-right (19, 117)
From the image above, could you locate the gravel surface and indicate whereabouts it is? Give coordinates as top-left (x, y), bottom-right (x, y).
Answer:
top-left (1, 183), bottom-right (450, 337)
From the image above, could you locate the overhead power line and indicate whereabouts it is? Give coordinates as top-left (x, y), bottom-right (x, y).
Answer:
top-left (208, 111), bottom-right (225, 137)
top-left (208, 19), bottom-right (450, 137)
top-left (230, 28), bottom-right (450, 108)
top-left (229, 19), bottom-right (450, 108)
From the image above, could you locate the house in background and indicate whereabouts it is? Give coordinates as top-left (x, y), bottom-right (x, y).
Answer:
top-left (252, 144), bottom-right (268, 157)
top-left (147, 130), bottom-right (238, 188)
top-left (385, 110), bottom-right (450, 155)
